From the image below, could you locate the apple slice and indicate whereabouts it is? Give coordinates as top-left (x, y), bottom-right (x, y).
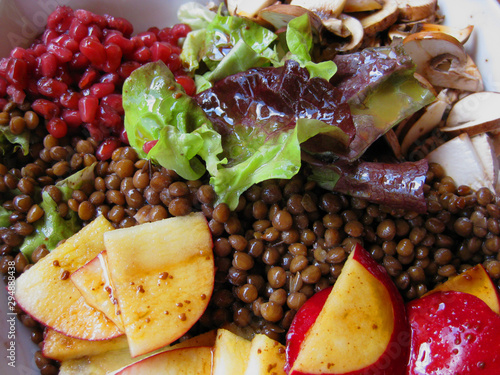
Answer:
top-left (213, 329), bottom-right (252, 375)
top-left (245, 333), bottom-right (287, 375)
top-left (113, 346), bottom-right (213, 375)
top-left (43, 328), bottom-right (128, 362)
top-left (287, 243), bottom-right (409, 375)
top-left (407, 291), bottom-right (500, 374)
top-left (59, 330), bottom-right (217, 375)
top-left (425, 264), bottom-right (500, 314)
top-left (104, 212), bottom-right (214, 357)
top-left (70, 251), bottom-right (124, 331)
top-left (15, 216), bottom-right (123, 340)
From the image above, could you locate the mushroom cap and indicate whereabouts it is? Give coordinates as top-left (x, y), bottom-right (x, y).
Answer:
top-left (396, 0), bottom-right (437, 23)
top-left (357, 0), bottom-right (399, 35)
top-left (337, 13), bottom-right (364, 51)
top-left (389, 23), bottom-right (474, 44)
top-left (258, 4), bottom-right (325, 33)
top-left (226, 0), bottom-right (276, 19)
top-left (290, 0), bottom-right (347, 19)
top-left (403, 31), bottom-right (483, 92)
top-left (344, 0), bottom-right (383, 13)
top-left (443, 91), bottom-right (500, 135)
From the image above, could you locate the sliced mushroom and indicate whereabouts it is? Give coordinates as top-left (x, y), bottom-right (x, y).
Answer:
top-left (471, 133), bottom-right (499, 192)
top-left (289, 0), bottom-right (347, 19)
top-left (426, 133), bottom-right (496, 192)
top-left (337, 13), bottom-right (364, 51)
top-left (258, 4), bottom-right (325, 33)
top-left (396, 0), bottom-right (437, 23)
top-left (400, 89), bottom-right (457, 155)
top-left (226, 0), bottom-right (276, 19)
top-left (344, 0), bottom-right (383, 12)
top-left (389, 23), bottom-right (474, 44)
top-left (442, 91), bottom-right (500, 136)
top-left (356, 0), bottom-right (399, 36)
top-left (402, 31), bottom-right (483, 92)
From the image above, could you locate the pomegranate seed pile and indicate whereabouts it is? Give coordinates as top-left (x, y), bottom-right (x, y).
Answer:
top-left (0, 6), bottom-right (194, 160)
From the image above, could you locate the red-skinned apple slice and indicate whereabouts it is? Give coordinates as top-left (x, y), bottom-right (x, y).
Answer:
top-left (425, 264), bottom-right (500, 314)
top-left (15, 216), bottom-right (123, 341)
top-left (406, 291), bottom-right (500, 375)
top-left (104, 212), bottom-right (214, 357)
top-left (286, 243), bottom-right (410, 375)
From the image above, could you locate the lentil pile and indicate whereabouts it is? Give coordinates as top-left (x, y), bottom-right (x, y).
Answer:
top-left (1, 100), bottom-right (500, 373)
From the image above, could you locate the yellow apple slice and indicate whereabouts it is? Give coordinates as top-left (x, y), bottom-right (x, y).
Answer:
top-left (59, 330), bottom-right (217, 375)
top-left (113, 346), bottom-right (213, 375)
top-left (15, 216), bottom-right (123, 340)
top-left (70, 251), bottom-right (124, 331)
top-left (213, 329), bottom-right (252, 375)
top-left (244, 333), bottom-right (286, 375)
top-left (104, 212), bottom-right (214, 357)
top-left (43, 328), bottom-right (128, 362)
top-left (425, 264), bottom-right (500, 314)
top-left (289, 244), bottom-right (409, 374)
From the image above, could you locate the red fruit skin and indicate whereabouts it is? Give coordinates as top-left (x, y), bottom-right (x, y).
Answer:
top-left (286, 244), bottom-right (410, 375)
top-left (406, 291), bottom-right (500, 375)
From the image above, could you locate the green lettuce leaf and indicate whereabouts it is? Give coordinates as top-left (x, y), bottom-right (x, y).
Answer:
top-left (177, 1), bottom-right (216, 30)
top-left (123, 61), bottom-right (224, 180)
top-left (0, 125), bottom-right (30, 156)
top-left (0, 206), bottom-right (11, 227)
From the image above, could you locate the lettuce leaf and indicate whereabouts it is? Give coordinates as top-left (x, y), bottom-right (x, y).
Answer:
top-left (123, 61), bottom-right (224, 180)
top-left (1, 125), bottom-right (30, 156)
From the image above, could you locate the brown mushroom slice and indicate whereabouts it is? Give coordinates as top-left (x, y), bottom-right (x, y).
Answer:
top-left (400, 89), bottom-right (457, 155)
top-left (226, 0), bottom-right (276, 19)
top-left (337, 14), bottom-right (364, 51)
top-left (396, 0), bottom-right (437, 22)
top-left (471, 133), bottom-right (499, 192)
top-left (389, 23), bottom-right (473, 44)
top-left (258, 4), bottom-right (325, 32)
top-left (356, 0), bottom-right (399, 36)
top-left (344, 0), bottom-right (383, 12)
top-left (442, 91), bottom-right (500, 136)
top-left (402, 31), bottom-right (483, 92)
top-left (289, 0), bottom-right (347, 19)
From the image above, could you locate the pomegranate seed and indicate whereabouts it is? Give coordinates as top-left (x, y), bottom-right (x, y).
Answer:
top-left (27, 79), bottom-right (39, 97)
top-left (32, 44), bottom-right (47, 57)
top-left (47, 43), bottom-right (73, 63)
top-left (119, 127), bottom-right (128, 144)
top-left (166, 54), bottom-right (182, 72)
top-left (6, 58), bottom-right (28, 88)
top-left (47, 6), bottom-right (74, 32)
top-left (79, 67), bottom-right (99, 89)
top-left (147, 27), bottom-right (160, 36)
top-left (99, 72), bottom-right (120, 85)
top-left (143, 140), bottom-right (158, 154)
top-left (135, 31), bottom-right (157, 48)
top-left (39, 52), bottom-right (59, 77)
top-left (90, 82), bottom-right (115, 98)
top-left (92, 13), bottom-right (108, 29)
top-left (55, 65), bottom-right (73, 86)
top-left (69, 18), bottom-right (88, 42)
top-left (6, 84), bottom-right (26, 104)
top-left (172, 24), bottom-right (192, 40)
top-left (61, 109), bottom-right (82, 128)
top-left (37, 77), bottom-right (68, 98)
top-left (97, 104), bottom-right (121, 129)
top-left (32, 98), bottom-right (60, 119)
top-left (104, 33), bottom-right (134, 56)
top-left (87, 24), bottom-right (103, 41)
top-left (46, 117), bottom-right (68, 138)
top-left (103, 43), bottom-right (122, 73)
top-left (60, 91), bottom-right (82, 109)
top-left (150, 42), bottom-right (173, 64)
top-left (53, 34), bottom-right (79, 53)
top-left (69, 52), bottom-right (90, 70)
top-left (132, 46), bottom-right (151, 63)
top-left (175, 76), bottom-right (196, 96)
top-left (131, 36), bottom-right (145, 50)
top-left (42, 29), bottom-right (59, 45)
top-left (0, 77), bottom-right (7, 97)
top-left (105, 15), bottom-right (133, 37)
top-left (158, 27), bottom-right (175, 44)
top-left (78, 95), bottom-right (99, 122)
top-left (101, 94), bottom-right (123, 115)
top-left (80, 36), bottom-right (106, 66)
top-left (0, 99), bottom-right (8, 111)
top-left (96, 137), bottom-right (121, 160)
top-left (74, 9), bottom-right (94, 25)
top-left (117, 61), bottom-right (140, 79)
top-left (0, 58), bottom-right (9, 76)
